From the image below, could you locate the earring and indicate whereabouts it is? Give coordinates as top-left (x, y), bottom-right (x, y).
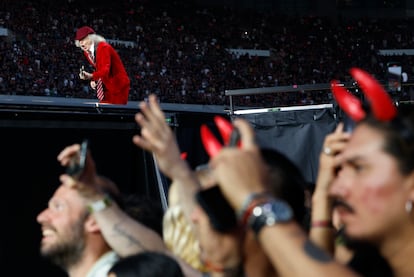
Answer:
top-left (405, 200), bottom-right (413, 214)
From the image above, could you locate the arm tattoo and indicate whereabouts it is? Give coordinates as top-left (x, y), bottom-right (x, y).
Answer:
top-left (303, 240), bottom-right (332, 263)
top-left (112, 221), bottom-right (148, 251)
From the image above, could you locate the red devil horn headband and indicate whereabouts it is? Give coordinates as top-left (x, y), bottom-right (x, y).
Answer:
top-left (213, 116), bottom-right (233, 145)
top-left (200, 124), bottom-right (223, 157)
top-left (331, 67), bottom-right (397, 122)
top-left (180, 152), bottom-right (188, 160)
top-left (200, 116), bottom-right (240, 158)
top-left (330, 80), bottom-right (365, 121)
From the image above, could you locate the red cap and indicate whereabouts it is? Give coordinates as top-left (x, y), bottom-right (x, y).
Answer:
top-left (75, 26), bottom-right (95, 41)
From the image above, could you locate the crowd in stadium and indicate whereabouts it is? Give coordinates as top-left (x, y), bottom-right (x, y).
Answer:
top-left (3, 2), bottom-right (414, 277)
top-left (0, 0), bottom-right (413, 106)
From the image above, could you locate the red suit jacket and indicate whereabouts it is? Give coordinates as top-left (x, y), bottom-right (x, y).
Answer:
top-left (84, 42), bottom-right (130, 104)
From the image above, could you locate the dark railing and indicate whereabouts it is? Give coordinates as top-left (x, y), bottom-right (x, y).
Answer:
top-left (225, 82), bottom-right (414, 115)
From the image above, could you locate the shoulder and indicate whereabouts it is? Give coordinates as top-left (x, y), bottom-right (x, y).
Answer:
top-left (97, 42), bottom-right (113, 51)
top-left (86, 251), bottom-right (119, 277)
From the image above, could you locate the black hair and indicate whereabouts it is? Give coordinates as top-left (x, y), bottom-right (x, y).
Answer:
top-left (108, 251), bottom-right (184, 277)
top-left (122, 194), bottom-right (164, 237)
top-left (260, 147), bottom-right (307, 229)
top-left (361, 108), bottom-right (414, 175)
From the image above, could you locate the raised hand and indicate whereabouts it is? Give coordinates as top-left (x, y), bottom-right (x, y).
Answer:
top-left (57, 142), bottom-right (101, 199)
top-left (132, 94), bottom-right (188, 180)
top-left (208, 118), bottom-right (267, 211)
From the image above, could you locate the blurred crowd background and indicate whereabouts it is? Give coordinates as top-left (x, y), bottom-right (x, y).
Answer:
top-left (0, 0), bottom-right (413, 107)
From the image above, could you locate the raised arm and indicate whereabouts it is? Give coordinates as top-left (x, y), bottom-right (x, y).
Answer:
top-left (132, 94), bottom-right (200, 220)
top-left (309, 123), bottom-right (350, 255)
top-left (209, 118), bottom-right (360, 277)
top-left (57, 143), bottom-right (166, 256)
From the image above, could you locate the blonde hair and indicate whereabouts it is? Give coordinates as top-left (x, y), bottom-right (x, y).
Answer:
top-left (75, 33), bottom-right (106, 48)
top-left (163, 181), bottom-right (207, 272)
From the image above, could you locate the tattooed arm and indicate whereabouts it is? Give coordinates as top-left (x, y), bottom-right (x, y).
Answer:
top-left (256, 223), bottom-right (359, 277)
top-left (92, 200), bottom-right (165, 256)
top-left (57, 144), bottom-right (202, 277)
top-left (88, 192), bottom-right (202, 277)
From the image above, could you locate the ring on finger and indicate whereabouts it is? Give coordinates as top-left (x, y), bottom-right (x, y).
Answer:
top-left (323, 146), bottom-right (332, 156)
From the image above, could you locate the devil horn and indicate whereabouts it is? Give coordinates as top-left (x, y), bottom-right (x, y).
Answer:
top-left (331, 80), bottom-right (366, 121)
top-left (350, 67), bottom-right (397, 121)
top-left (214, 116), bottom-right (234, 145)
top-left (180, 152), bottom-right (188, 160)
top-left (200, 124), bottom-right (223, 157)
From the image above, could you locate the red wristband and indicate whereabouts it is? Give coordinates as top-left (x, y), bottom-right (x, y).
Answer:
top-left (239, 196), bottom-right (270, 227)
top-left (311, 220), bottom-right (333, 228)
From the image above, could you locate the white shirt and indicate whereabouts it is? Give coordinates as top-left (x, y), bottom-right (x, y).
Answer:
top-left (86, 251), bottom-right (119, 277)
top-left (88, 44), bottom-right (96, 60)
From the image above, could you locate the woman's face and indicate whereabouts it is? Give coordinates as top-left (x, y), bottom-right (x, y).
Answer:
top-left (329, 123), bottom-right (412, 241)
top-left (190, 203), bottom-right (240, 269)
top-left (191, 166), bottom-right (241, 271)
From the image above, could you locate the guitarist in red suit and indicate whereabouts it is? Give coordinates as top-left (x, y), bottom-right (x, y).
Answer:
top-left (75, 26), bottom-right (130, 105)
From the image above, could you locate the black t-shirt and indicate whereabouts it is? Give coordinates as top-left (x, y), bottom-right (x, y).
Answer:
top-left (347, 242), bottom-right (394, 277)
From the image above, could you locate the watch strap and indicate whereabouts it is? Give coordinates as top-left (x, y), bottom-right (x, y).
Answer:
top-left (88, 195), bottom-right (112, 213)
top-left (248, 199), bottom-right (293, 236)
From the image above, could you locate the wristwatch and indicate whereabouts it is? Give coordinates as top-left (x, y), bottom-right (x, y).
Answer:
top-left (88, 195), bottom-right (112, 213)
top-left (248, 199), bottom-right (293, 235)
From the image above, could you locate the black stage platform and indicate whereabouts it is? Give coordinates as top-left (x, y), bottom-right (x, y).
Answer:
top-left (0, 95), bottom-right (226, 128)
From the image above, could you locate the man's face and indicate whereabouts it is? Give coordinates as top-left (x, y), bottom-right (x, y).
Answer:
top-left (329, 123), bottom-right (410, 241)
top-left (79, 36), bottom-right (93, 52)
top-left (36, 185), bottom-right (89, 267)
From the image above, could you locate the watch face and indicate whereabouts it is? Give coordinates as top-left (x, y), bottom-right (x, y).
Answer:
top-left (264, 200), bottom-right (293, 223)
top-left (250, 199), bottom-right (293, 235)
top-left (277, 201), bottom-right (294, 221)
